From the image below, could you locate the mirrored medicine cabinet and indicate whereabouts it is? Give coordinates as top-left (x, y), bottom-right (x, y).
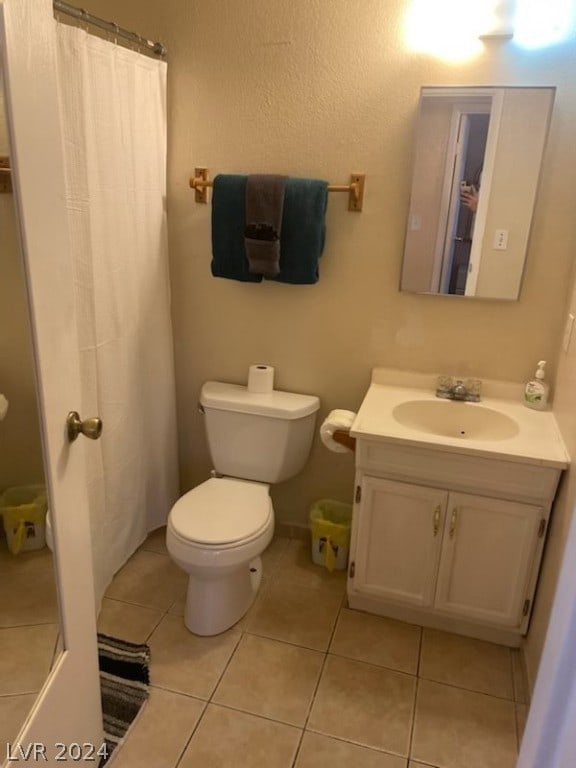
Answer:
top-left (400, 86), bottom-right (555, 300)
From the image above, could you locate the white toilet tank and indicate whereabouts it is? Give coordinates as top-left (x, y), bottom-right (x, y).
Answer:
top-left (200, 381), bottom-right (320, 483)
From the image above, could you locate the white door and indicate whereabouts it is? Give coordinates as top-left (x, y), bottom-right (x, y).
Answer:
top-left (438, 100), bottom-right (492, 295)
top-left (1, 0), bottom-right (102, 761)
top-left (434, 492), bottom-right (543, 627)
top-left (353, 477), bottom-right (447, 608)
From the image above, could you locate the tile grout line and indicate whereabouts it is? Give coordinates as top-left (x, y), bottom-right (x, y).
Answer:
top-left (242, 625), bottom-right (338, 655)
top-left (104, 576), bottom-right (188, 767)
top-left (415, 635), bottom-right (519, 703)
top-left (509, 647), bottom-right (523, 754)
top-left (99, 535), bottom-right (283, 766)
top-left (0, 687), bottom-right (43, 698)
top-left (327, 648), bottom-right (420, 679)
top-left (0, 690), bottom-right (37, 701)
top-left (407, 626), bottom-right (425, 764)
top-left (115, 545), bottom-right (233, 766)
top-left (509, 647), bottom-right (521, 703)
top-left (297, 645), bottom-right (420, 683)
top-left (173, 544), bottom-right (301, 768)
top-left (111, 534), bottom-right (520, 767)
top-left (415, 674), bottom-right (518, 703)
top-left (207, 628), bottom-right (245, 705)
top-left (146, 682), bottom-right (207, 703)
top-left (102, 545), bottom-right (189, 766)
top-left (0, 619), bottom-right (60, 629)
top-left (415, 626), bottom-right (424, 677)
top-left (520, 648), bottom-right (531, 705)
top-left (0, 624), bottom-right (59, 699)
top-left (513, 702), bottom-right (522, 755)
top-left (49, 628), bottom-right (62, 669)
top-left (512, 646), bottom-right (531, 705)
top-left (172, 700), bottom-right (209, 768)
top-left (407, 676), bottom-right (420, 764)
top-left (288, 634), bottom-right (331, 767)
top-left (198, 698), bottom-right (304, 731)
top-left (143, 610), bottom-right (168, 644)
top-left (298, 599), bottom-right (344, 729)
top-left (287, 546), bottom-right (345, 768)
top-left (300, 727), bottom-right (412, 762)
top-left (100, 594), bottom-right (176, 613)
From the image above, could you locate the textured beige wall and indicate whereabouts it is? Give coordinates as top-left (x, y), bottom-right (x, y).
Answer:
top-left (83, 0), bottom-right (576, 528)
top-left (523, 275), bottom-right (576, 691)
top-left (0, 93), bottom-right (44, 490)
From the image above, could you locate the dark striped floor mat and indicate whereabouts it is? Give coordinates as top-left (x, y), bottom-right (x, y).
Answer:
top-left (97, 633), bottom-right (150, 764)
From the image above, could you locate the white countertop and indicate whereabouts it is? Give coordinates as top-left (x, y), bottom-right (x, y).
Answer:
top-left (350, 370), bottom-right (570, 469)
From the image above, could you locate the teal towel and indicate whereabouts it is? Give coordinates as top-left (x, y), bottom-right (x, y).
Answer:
top-left (211, 175), bottom-right (329, 284)
top-left (211, 175), bottom-right (262, 283)
top-left (271, 178), bottom-right (329, 285)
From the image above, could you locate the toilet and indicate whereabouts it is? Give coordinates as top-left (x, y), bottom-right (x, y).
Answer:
top-left (166, 380), bottom-right (320, 636)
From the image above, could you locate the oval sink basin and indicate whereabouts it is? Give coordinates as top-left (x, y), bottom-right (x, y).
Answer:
top-left (391, 400), bottom-right (519, 441)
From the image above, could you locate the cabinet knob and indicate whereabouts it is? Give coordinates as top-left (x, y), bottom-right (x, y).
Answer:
top-left (433, 505), bottom-right (441, 536)
top-left (449, 508), bottom-right (458, 538)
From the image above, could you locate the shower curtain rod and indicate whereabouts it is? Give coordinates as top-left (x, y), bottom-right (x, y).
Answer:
top-left (53, 1), bottom-right (167, 57)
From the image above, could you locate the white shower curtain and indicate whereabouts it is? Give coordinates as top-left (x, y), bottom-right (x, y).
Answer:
top-left (55, 24), bottom-right (179, 603)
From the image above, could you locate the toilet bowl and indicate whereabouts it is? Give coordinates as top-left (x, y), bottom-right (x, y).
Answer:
top-left (166, 477), bottom-right (273, 636)
top-left (167, 380), bottom-right (320, 636)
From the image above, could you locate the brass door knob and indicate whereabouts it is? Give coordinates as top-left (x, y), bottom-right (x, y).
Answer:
top-left (66, 411), bottom-right (103, 442)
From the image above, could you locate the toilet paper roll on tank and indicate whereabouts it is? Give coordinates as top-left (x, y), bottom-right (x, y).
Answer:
top-left (320, 409), bottom-right (357, 453)
top-left (244, 368), bottom-right (356, 453)
top-left (247, 364), bottom-right (275, 394)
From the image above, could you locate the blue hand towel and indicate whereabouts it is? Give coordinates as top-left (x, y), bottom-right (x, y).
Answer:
top-left (211, 174), bottom-right (328, 284)
top-left (211, 174), bottom-right (262, 282)
top-left (272, 178), bottom-right (329, 285)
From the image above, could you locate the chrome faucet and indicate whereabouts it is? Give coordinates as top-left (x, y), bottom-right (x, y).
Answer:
top-left (436, 376), bottom-right (481, 402)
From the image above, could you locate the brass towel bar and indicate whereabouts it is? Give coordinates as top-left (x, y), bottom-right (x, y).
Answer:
top-left (189, 167), bottom-right (365, 212)
top-left (0, 157), bottom-right (12, 194)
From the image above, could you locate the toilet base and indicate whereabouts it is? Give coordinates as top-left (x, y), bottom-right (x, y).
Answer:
top-left (184, 556), bottom-right (262, 636)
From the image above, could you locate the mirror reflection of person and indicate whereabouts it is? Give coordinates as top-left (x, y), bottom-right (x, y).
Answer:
top-left (461, 186), bottom-right (479, 213)
top-left (460, 165), bottom-right (482, 214)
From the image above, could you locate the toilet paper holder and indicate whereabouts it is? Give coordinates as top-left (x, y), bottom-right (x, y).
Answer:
top-left (332, 430), bottom-right (356, 452)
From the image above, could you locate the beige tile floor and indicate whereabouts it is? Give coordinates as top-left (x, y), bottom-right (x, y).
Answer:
top-left (0, 536), bottom-right (60, 749)
top-left (105, 531), bottom-right (529, 768)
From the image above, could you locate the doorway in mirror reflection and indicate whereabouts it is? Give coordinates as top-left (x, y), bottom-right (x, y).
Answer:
top-left (401, 86), bottom-right (555, 300)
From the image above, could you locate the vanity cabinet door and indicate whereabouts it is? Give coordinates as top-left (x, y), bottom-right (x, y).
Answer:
top-left (434, 492), bottom-right (543, 627)
top-left (353, 477), bottom-right (448, 608)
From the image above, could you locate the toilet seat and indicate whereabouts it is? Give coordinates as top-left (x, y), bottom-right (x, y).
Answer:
top-left (169, 477), bottom-right (272, 546)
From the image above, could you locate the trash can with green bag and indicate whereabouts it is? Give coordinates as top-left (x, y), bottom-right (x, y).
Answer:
top-left (309, 498), bottom-right (352, 572)
top-left (0, 485), bottom-right (48, 555)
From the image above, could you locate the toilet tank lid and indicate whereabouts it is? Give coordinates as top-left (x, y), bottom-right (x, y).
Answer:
top-left (200, 381), bottom-right (320, 419)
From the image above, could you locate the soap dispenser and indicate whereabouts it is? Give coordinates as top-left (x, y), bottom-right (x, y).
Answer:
top-left (524, 361), bottom-right (549, 410)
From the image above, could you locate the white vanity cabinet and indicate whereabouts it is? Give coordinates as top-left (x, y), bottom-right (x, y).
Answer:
top-left (433, 491), bottom-right (542, 628)
top-left (348, 439), bottom-right (562, 646)
top-left (352, 477), bottom-right (447, 610)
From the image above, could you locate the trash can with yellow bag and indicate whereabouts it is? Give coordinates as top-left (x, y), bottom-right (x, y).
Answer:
top-left (309, 499), bottom-right (352, 572)
top-left (0, 485), bottom-right (48, 555)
